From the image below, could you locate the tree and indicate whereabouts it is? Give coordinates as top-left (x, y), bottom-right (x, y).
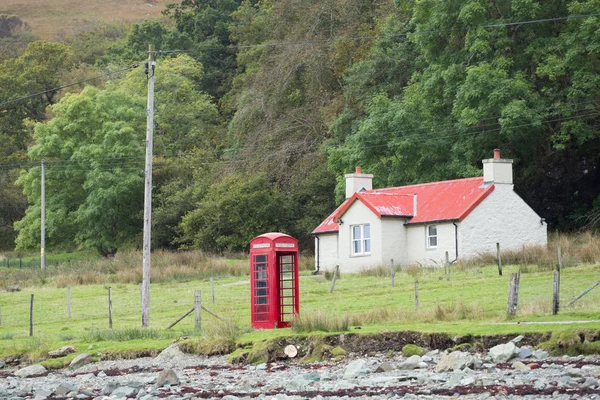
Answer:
top-left (15, 86), bottom-right (146, 256)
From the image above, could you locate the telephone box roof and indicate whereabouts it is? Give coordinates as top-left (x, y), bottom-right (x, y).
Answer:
top-left (312, 177), bottom-right (494, 234)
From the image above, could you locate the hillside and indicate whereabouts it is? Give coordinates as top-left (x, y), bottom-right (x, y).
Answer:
top-left (1, 0), bottom-right (168, 40)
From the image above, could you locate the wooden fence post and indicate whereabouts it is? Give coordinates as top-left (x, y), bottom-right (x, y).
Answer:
top-left (415, 280), bottom-right (419, 311)
top-left (210, 277), bottom-right (215, 304)
top-left (329, 265), bottom-right (339, 294)
top-left (108, 287), bottom-right (113, 329)
top-left (553, 269), bottom-right (560, 315)
top-left (194, 290), bottom-right (201, 330)
top-left (7, 258), bottom-right (9, 269)
top-left (19, 257), bottom-right (22, 269)
top-left (567, 281), bottom-right (600, 307)
top-left (67, 287), bottom-right (72, 319)
top-left (496, 243), bottom-right (502, 276)
top-left (557, 245), bottom-right (563, 270)
top-left (507, 271), bottom-right (521, 316)
top-left (29, 294), bottom-right (34, 336)
top-left (390, 259), bottom-right (395, 287)
top-left (445, 251), bottom-right (450, 281)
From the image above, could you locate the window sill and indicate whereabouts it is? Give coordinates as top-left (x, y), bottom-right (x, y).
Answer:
top-left (351, 253), bottom-right (371, 257)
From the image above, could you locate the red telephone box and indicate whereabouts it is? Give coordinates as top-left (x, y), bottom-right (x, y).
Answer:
top-left (250, 232), bottom-right (300, 329)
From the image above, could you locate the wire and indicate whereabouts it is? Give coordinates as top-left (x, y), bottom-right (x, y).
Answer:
top-left (155, 13), bottom-right (600, 52)
top-left (0, 65), bottom-right (138, 110)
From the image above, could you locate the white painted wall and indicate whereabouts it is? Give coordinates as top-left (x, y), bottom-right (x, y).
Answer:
top-left (381, 218), bottom-right (408, 266)
top-left (314, 233), bottom-right (338, 271)
top-left (405, 222), bottom-right (457, 267)
top-left (461, 184), bottom-right (547, 258)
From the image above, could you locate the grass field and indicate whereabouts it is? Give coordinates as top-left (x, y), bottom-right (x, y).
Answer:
top-left (1, 259), bottom-right (599, 362)
top-left (0, 0), bottom-right (170, 41)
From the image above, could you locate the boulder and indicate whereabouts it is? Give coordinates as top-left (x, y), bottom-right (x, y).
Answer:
top-left (69, 353), bottom-right (93, 369)
top-left (33, 389), bottom-right (52, 400)
top-left (6, 285), bottom-right (21, 292)
top-left (111, 386), bottom-right (137, 399)
top-left (14, 364), bottom-right (47, 378)
top-left (48, 346), bottom-right (77, 358)
top-left (54, 382), bottom-right (78, 396)
top-left (374, 362), bottom-right (394, 373)
top-left (153, 344), bottom-right (185, 365)
top-left (511, 361), bottom-right (531, 371)
top-left (488, 342), bottom-right (518, 363)
top-left (435, 351), bottom-right (479, 372)
top-left (343, 359), bottom-right (369, 379)
top-left (155, 368), bottom-right (180, 387)
top-left (518, 347), bottom-right (533, 359)
top-left (398, 355), bottom-right (422, 370)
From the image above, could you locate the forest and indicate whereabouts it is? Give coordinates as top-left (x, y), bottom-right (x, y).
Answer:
top-left (0, 0), bottom-right (599, 256)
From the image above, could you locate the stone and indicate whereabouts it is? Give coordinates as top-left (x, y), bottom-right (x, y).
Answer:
top-left (421, 355), bottom-right (433, 363)
top-left (581, 377), bottom-right (598, 388)
top-left (155, 369), bottom-right (180, 387)
top-left (0, 360), bottom-right (6, 369)
top-left (398, 355), bottom-right (422, 370)
top-left (69, 353), bottom-right (93, 370)
top-left (55, 383), bottom-right (79, 396)
top-left (532, 350), bottom-right (549, 360)
top-left (111, 387), bottom-right (137, 399)
top-left (302, 370), bottom-right (320, 382)
top-left (153, 344), bottom-right (185, 365)
top-left (510, 335), bottom-right (524, 344)
top-left (6, 285), bottom-right (21, 292)
top-left (101, 381), bottom-right (119, 396)
top-left (48, 346), bottom-right (77, 358)
top-left (374, 362), bottom-right (394, 373)
top-left (488, 342), bottom-right (518, 363)
top-left (34, 389), bottom-right (53, 400)
top-left (527, 362), bottom-right (540, 369)
top-left (14, 364), bottom-right (47, 378)
top-left (343, 359), bottom-right (369, 379)
top-left (518, 347), bottom-right (533, 359)
top-left (511, 361), bottom-right (531, 371)
top-left (435, 351), bottom-right (479, 372)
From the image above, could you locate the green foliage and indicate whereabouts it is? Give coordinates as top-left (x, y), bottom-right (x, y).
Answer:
top-left (402, 343), bottom-right (424, 357)
top-left (84, 328), bottom-right (171, 342)
top-left (179, 173), bottom-right (285, 251)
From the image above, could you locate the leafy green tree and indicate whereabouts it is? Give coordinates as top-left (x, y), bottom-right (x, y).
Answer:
top-left (178, 173), bottom-right (285, 252)
top-left (15, 86), bottom-right (146, 256)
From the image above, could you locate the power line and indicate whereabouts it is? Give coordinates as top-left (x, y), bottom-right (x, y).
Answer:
top-left (0, 65), bottom-right (138, 110)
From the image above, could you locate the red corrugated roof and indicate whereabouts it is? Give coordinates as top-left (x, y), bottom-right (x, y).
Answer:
top-left (312, 177), bottom-right (494, 234)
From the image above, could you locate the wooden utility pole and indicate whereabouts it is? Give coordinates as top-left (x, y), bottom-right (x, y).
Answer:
top-left (41, 160), bottom-right (45, 270)
top-left (141, 44), bottom-right (156, 328)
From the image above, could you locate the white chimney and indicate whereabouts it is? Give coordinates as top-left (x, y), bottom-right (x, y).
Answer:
top-left (345, 166), bottom-right (373, 199)
top-left (483, 148), bottom-right (513, 184)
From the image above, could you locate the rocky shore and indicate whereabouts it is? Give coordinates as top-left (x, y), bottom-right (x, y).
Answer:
top-left (2, 336), bottom-right (600, 400)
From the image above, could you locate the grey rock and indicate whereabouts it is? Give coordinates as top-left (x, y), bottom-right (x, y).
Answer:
top-left (488, 342), bottom-right (518, 363)
top-left (435, 351), bottom-right (479, 372)
top-left (75, 394), bottom-right (90, 399)
top-left (123, 380), bottom-right (144, 389)
top-left (155, 369), bottom-right (179, 387)
top-left (510, 335), bottom-right (524, 344)
top-left (221, 396), bottom-right (241, 400)
top-left (48, 346), bottom-right (77, 358)
top-left (34, 389), bottom-right (53, 400)
top-left (0, 360), bottom-right (6, 369)
top-left (582, 377), bottom-right (598, 388)
top-left (532, 350), bottom-right (549, 360)
top-left (139, 396), bottom-right (159, 400)
top-left (287, 378), bottom-right (312, 389)
top-left (55, 383), bottom-right (78, 396)
top-left (153, 344), bottom-right (185, 365)
top-left (460, 376), bottom-right (476, 385)
top-left (374, 361), bottom-right (394, 373)
top-left (255, 363), bottom-right (267, 370)
top-left (421, 355), bottom-right (433, 363)
top-left (14, 364), bottom-right (47, 378)
top-left (302, 370), bottom-right (320, 382)
top-left (69, 353), bottom-right (93, 370)
top-left (343, 359), bottom-right (369, 379)
top-left (534, 379), bottom-right (547, 390)
top-left (101, 381), bottom-right (119, 395)
top-left (511, 361), bottom-right (531, 371)
top-left (398, 355), bottom-right (421, 370)
top-left (518, 347), bottom-right (533, 359)
top-left (417, 361), bottom-right (428, 369)
top-left (111, 387), bottom-right (137, 399)
top-left (6, 285), bottom-right (21, 292)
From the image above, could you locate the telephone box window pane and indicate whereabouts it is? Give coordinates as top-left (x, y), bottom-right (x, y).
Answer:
top-left (254, 255), bottom-right (267, 263)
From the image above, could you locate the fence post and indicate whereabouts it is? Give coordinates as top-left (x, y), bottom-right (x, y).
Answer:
top-left (210, 277), bottom-right (215, 304)
top-left (67, 287), bottom-right (72, 319)
top-left (557, 245), bottom-right (563, 270)
top-left (496, 243), bottom-right (502, 276)
top-left (108, 287), bottom-right (113, 329)
top-left (19, 257), bottom-right (22, 269)
top-left (553, 269), bottom-right (560, 315)
top-left (445, 251), bottom-right (450, 281)
top-left (390, 259), bottom-right (395, 287)
top-left (507, 271), bottom-right (521, 316)
top-left (329, 265), bottom-right (339, 294)
top-left (0, 305), bottom-right (2, 326)
top-left (7, 258), bottom-right (9, 269)
top-left (415, 280), bottom-right (419, 311)
top-left (194, 290), bottom-right (201, 330)
top-left (29, 294), bottom-right (34, 336)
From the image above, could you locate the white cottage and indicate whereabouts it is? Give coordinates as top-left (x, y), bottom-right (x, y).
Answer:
top-left (312, 149), bottom-right (547, 273)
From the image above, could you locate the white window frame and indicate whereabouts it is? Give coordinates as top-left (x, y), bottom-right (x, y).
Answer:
top-left (426, 225), bottom-right (438, 249)
top-left (351, 224), bottom-right (371, 256)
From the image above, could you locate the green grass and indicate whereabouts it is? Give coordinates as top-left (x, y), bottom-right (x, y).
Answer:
top-left (1, 260), bottom-right (600, 361)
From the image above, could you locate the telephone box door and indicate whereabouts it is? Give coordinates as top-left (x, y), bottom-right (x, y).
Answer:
top-left (276, 253), bottom-right (299, 328)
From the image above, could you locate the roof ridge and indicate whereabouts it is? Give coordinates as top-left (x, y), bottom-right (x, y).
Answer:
top-left (372, 176), bottom-right (482, 192)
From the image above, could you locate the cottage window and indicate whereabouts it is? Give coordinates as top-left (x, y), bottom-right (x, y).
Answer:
top-left (351, 224), bottom-right (371, 255)
top-left (427, 225), bottom-right (438, 248)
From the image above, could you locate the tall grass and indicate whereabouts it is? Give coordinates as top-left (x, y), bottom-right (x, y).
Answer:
top-left (292, 310), bottom-right (350, 333)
